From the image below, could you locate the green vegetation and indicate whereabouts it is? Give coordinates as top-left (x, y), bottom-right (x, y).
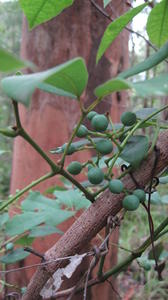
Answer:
top-left (0, 1), bottom-right (168, 299)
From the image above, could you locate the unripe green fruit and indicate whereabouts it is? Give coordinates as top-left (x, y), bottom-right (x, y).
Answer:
top-left (62, 143), bottom-right (76, 155)
top-left (95, 139), bottom-right (113, 155)
top-left (88, 167), bottom-right (104, 184)
top-left (133, 189), bottom-right (146, 203)
top-left (5, 242), bottom-right (14, 251)
top-left (87, 111), bottom-right (97, 120)
top-left (91, 114), bottom-right (108, 132)
top-left (76, 125), bottom-right (88, 138)
top-left (67, 161), bottom-right (82, 175)
top-left (21, 287), bottom-right (27, 295)
top-left (122, 195), bottom-right (140, 211)
top-left (109, 179), bottom-right (124, 194)
top-left (121, 111), bottom-right (137, 126)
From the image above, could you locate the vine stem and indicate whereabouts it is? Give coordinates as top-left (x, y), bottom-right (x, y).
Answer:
top-left (9, 101), bottom-right (94, 205)
top-left (0, 172), bottom-right (53, 212)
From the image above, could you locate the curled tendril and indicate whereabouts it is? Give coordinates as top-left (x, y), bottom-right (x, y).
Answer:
top-left (145, 176), bottom-right (159, 194)
top-left (121, 164), bottom-right (128, 172)
top-left (152, 176), bottom-right (159, 189)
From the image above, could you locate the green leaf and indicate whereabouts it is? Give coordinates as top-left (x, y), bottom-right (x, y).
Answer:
top-left (120, 135), bottom-right (149, 167)
top-left (19, 0), bottom-right (74, 29)
top-left (29, 225), bottom-right (63, 237)
top-left (96, 3), bottom-right (147, 63)
top-left (94, 78), bottom-right (131, 97)
top-left (103, 0), bottom-right (112, 8)
top-left (119, 41), bottom-right (168, 79)
top-left (44, 209), bottom-right (75, 227)
top-left (0, 248), bottom-right (30, 264)
top-left (5, 212), bottom-right (48, 236)
top-left (132, 73), bottom-right (168, 97)
top-left (0, 48), bottom-right (27, 72)
top-left (147, 0), bottom-right (168, 47)
top-left (1, 57), bottom-right (88, 106)
top-left (38, 82), bottom-right (75, 99)
top-left (21, 191), bottom-right (60, 211)
top-left (15, 235), bottom-right (34, 246)
top-left (54, 189), bottom-right (91, 210)
top-left (0, 213), bottom-right (9, 227)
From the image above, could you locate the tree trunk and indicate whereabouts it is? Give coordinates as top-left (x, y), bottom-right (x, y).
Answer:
top-left (8, 1), bottom-right (129, 299)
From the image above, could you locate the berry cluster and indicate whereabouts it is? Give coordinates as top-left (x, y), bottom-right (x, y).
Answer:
top-left (64, 110), bottom-right (146, 211)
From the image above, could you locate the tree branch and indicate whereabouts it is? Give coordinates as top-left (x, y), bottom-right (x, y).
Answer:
top-left (23, 130), bottom-right (168, 300)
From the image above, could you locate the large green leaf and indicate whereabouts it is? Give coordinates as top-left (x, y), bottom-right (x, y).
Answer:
top-left (5, 212), bottom-right (48, 236)
top-left (120, 135), bottom-right (149, 167)
top-left (94, 78), bottom-right (131, 97)
top-left (21, 191), bottom-right (60, 211)
top-left (0, 248), bottom-right (30, 264)
top-left (96, 3), bottom-right (147, 63)
top-left (29, 225), bottom-right (63, 237)
top-left (1, 57), bottom-right (88, 106)
top-left (44, 209), bottom-right (75, 226)
top-left (6, 210), bottom-right (74, 236)
top-left (147, 0), bottom-right (168, 47)
top-left (119, 41), bottom-right (168, 79)
top-left (15, 235), bottom-right (34, 246)
top-left (0, 48), bottom-right (27, 72)
top-left (54, 189), bottom-right (91, 210)
top-left (19, 0), bottom-right (74, 29)
top-left (132, 73), bottom-right (168, 97)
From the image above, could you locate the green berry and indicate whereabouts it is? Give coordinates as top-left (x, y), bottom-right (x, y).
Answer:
top-left (5, 242), bottom-right (14, 251)
top-left (95, 139), bottom-right (113, 155)
top-left (121, 112), bottom-right (137, 126)
top-left (109, 179), bottom-right (124, 194)
top-left (133, 189), bottom-right (146, 203)
top-left (91, 114), bottom-right (108, 132)
top-left (88, 167), bottom-right (104, 184)
top-left (76, 125), bottom-right (88, 138)
top-left (122, 195), bottom-right (140, 211)
top-left (87, 111), bottom-right (97, 120)
top-left (21, 287), bottom-right (27, 295)
top-left (67, 161), bottom-right (82, 175)
top-left (62, 143), bottom-right (76, 155)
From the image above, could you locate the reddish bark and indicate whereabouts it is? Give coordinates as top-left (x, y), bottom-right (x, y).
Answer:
top-left (8, 1), bottom-right (128, 299)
